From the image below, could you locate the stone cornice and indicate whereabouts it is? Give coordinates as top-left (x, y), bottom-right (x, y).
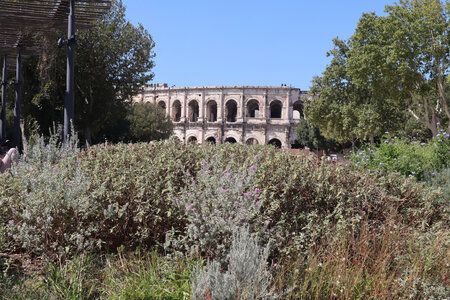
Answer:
top-left (143, 85), bottom-right (302, 93)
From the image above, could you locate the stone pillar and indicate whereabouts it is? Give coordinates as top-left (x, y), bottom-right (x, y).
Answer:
top-left (238, 89), bottom-right (244, 123)
top-left (198, 88), bottom-right (204, 123)
top-left (263, 89), bottom-right (268, 120)
top-left (181, 90), bottom-right (187, 122)
top-left (218, 89), bottom-right (224, 123)
top-left (284, 89), bottom-right (291, 123)
top-left (166, 90), bottom-right (170, 118)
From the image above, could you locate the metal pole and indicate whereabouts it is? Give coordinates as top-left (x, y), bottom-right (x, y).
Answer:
top-left (64, 0), bottom-right (76, 143)
top-left (0, 55), bottom-right (6, 143)
top-left (14, 47), bottom-right (22, 152)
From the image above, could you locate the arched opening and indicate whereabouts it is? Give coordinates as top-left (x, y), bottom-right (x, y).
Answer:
top-left (187, 136), bottom-right (197, 144)
top-left (206, 136), bottom-right (216, 144)
top-left (246, 138), bottom-right (259, 145)
top-left (293, 100), bottom-right (303, 120)
top-left (158, 101), bottom-right (166, 110)
top-left (246, 99), bottom-right (260, 118)
top-left (172, 100), bottom-right (181, 122)
top-left (225, 100), bottom-right (237, 122)
top-left (270, 100), bottom-right (282, 118)
top-left (206, 100), bottom-right (217, 122)
top-left (268, 138), bottom-right (282, 148)
top-left (188, 100), bottom-right (199, 122)
top-left (173, 136), bottom-right (182, 143)
top-left (224, 137), bottom-right (237, 143)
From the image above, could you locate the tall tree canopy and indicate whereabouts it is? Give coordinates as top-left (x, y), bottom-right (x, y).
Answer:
top-left (307, 0), bottom-right (449, 143)
top-left (75, 0), bottom-right (155, 144)
top-left (126, 103), bottom-right (173, 143)
top-left (25, 0), bottom-right (156, 144)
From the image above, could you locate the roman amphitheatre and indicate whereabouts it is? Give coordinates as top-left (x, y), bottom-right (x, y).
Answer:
top-left (133, 83), bottom-right (309, 148)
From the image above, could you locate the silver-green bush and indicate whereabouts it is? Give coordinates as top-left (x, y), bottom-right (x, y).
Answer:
top-left (192, 226), bottom-right (281, 300)
top-left (0, 136), bottom-right (102, 257)
top-left (167, 156), bottom-right (267, 261)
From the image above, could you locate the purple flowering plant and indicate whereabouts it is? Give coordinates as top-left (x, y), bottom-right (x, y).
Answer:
top-left (167, 155), bottom-right (267, 260)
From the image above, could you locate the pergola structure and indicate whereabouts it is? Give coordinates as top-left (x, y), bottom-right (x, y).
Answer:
top-left (0, 0), bottom-right (110, 148)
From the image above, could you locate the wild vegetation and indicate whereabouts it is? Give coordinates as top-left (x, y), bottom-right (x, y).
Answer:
top-left (349, 130), bottom-right (450, 181)
top-left (0, 136), bottom-right (447, 299)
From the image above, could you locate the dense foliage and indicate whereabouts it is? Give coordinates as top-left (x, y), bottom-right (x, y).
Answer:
top-left (307, 0), bottom-right (449, 144)
top-left (125, 103), bottom-right (173, 143)
top-left (0, 140), bottom-right (447, 298)
top-left (295, 119), bottom-right (339, 151)
top-left (349, 131), bottom-right (450, 181)
top-left (11, 0), bottom-right (156, 145)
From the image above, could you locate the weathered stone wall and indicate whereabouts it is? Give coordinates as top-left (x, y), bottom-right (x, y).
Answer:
top-left (132, 84), bottom-right (307, 148)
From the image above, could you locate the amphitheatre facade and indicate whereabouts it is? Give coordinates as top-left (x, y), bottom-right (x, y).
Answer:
top-left (132, 83), bottom-right (307, 148)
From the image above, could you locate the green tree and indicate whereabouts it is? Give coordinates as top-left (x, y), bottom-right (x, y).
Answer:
top-left (296, 119), bottom-right (339, 152)
top-left (307, 0), bottom-right (448, 144)
top-left (75, 0), bottom-right (155, 144)
top-left (347, 0), bottom-right (449, 136)
top-left (306, 38), bottom-right (403, 146)
top-left (125, 103), bottom-right (173, 142)
top-left (24, 0), bottom-right (155, 144)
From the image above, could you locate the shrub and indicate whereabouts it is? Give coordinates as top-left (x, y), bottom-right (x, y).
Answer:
top-left (425, 167), bottom-right (450, 202)
top-left (349, 133), bottom-right (450, 181)
top-left (166, 155), bottom-right (267, 261)
top-left (78, 139), bottom-right (210, 250)
top-left (0, 135), bottom-right (101, 258)
top-left (192, 226), bottom-right (281, 300)
top-left (0, 139), bottom-right (444, 262)
top-left (0, 138), bottom-right (447, 299)
top-left (248, 152), bottom-right (444, 259)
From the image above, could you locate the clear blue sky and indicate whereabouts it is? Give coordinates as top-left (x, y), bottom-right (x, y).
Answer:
top-left (123, 0), bottom-right (395, 91)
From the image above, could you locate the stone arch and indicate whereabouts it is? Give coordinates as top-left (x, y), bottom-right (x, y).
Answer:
top-left (225, 99), bottom-right (238, 122)
top-left (172, 100), bottom-right (182, 122)
top-left (268, 138), bottom-right (282, 148)
top-left (246, 138), bottom-right (259, 145)
top-left (270, 100), bottom-right (282, 118)
top-left (187, 135), bottom-right (198, 144)
top-left (224, 137), bottom-right (237, 143)
top-left (206, 100), bottom-right (217, 122)
top-left (206, 136), bottom-right (216, 144)
top-left (246, 99), bottom-right (260, 118)
top-left (188, 100), bottom-right (199, 122)
top-left (158, 100), bottom-right (166, 110)
top-left (173, 136), bottom-right (182, 143)
top-left (293, 100), bottom-right (303, 119)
